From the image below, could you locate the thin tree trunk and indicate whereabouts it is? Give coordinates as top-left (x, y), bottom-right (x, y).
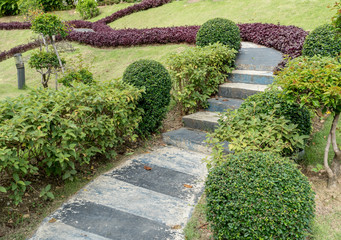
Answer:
top-left (41, 34), bottom-right (49, 52)
top-left (51, 35), bottom-right (65, 74)
top-left (325, 112), bottom-right (340, 188)
top-left (55, 73), bottom-right (58, 90)
top-left (331, 112), bottom-right (341, 178)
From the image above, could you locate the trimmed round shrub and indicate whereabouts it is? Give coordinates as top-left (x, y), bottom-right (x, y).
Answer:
top-left (302, 24), bottom-right (341, 57)
top-left (196, 18), bottom-right (241, 50)
top-left (123, 59), bottom-right (171, 136)
top-left (239, 90), bottom-right (311, 136)
top-left (205, 151), bottom-right (315, 240)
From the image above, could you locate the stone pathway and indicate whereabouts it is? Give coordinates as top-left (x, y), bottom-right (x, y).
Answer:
top-left (29, 42), bottom-right (282, 240)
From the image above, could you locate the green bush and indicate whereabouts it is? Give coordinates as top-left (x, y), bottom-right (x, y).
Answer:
top-left (76, 0), bottom-right (100, 20)
top-left (39, 0), bottom-right (64, 12)
top-left (0, 80), bottom-right (142, 204)
top-left (275, 56), bottom-right (341, 113)
top-left (59, 68), bottom-right (95, 87)
top-left (196, 18), bottom-right (241, 50)
top-left (240, 90), bottom-right (312, 136)
top-left (206, 105), bottom-right (306, 168)
top-left (167, 43), bottom-right (237, 114)
top-left (205, 151), bottom-right (315, 240)
top-left (123, 59), bottom-right (172, 136)
top-left (302, 24), bottom-right (341, 57)
top-left (0, 0), bottom-right (19, 16)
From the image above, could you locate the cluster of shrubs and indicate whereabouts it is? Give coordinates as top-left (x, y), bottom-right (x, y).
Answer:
top-left (0, 80), bottom-right (143, 204)
top-left (76, 0), bottom-right (100, 20)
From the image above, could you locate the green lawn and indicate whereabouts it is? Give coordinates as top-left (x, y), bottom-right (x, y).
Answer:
top-left (0, 43), bottom-right (191, 99)
top-left (0, 30), bottom-right (34, 52)
top-left (110, 0), bottom-right (335, 31)
top-left (0, 3), bottom-right (133, 23)
top-left (304, 115), bottom-right (341, 166)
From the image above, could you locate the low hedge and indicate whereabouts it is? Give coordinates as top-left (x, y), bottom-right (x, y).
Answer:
top-left (0, 80), bottom-right (142, 204)
top-left (206, 151), bottom-right (315, 240)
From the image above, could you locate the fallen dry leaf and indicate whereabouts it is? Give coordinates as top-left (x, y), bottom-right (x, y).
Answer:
top-left (144, 166), bottom-right (152, 171)
top-left (23, 214), bottom-right (30, 219)
top-left (183, 184), bottom-right (193, 188)
top-left (222, 99), bottom-right (229, 102)
top-left (48, 218), bottom-right (57, 223)
top-left (171, 225), bottom-right (182, 229)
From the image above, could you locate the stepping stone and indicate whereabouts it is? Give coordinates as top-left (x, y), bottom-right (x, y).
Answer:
top-left (229, 69), bottom-right (274, 85)
top-left (207, 97), bottom-right (243, 112)
top-left (182, 111), bottom-right (219, 131)
top-left (219, 82), bottom-right (268, 99)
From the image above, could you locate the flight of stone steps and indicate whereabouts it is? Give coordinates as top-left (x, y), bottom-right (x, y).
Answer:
top-left (163, 42), bottom-right (283, 154)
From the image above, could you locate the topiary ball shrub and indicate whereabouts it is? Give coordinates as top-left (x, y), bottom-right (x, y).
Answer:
top-left (123, 59), bottom-right (172, 136)
top-left (239, 90), bottom-right (311, 137)
top-left (205, 151), bottom-right (315, 240)
top-left (196, 18), bottom-right (241, 50)
top-left (302, 24), bottom-right (341, 57)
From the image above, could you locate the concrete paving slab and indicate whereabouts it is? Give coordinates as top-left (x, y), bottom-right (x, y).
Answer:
top-left (31, 221), bottom-right (112, 240)
top-left (54, 201), bottom-right (174, 240)
top-left (207, 97), bottom-right (243, 112)
top-left (106, 161), bottom-right (201, 200)
top-left (219, 82), bottom-right (267, 99)
top-left (235, 47), bottom-right (282, 71)
top-left (73, 176), bottom-right (201, 226)
top-left (229, 69), bottom-right (274, 85)
top-left (136, 146), bottom-right (208, 177)
top-left (183, 111), bottom-right (219, 131)
top-left (162, 128), bottom-right (230, 154)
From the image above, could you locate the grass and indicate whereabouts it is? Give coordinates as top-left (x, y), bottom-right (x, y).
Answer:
top-left (0, 43), bottom-right (191, 99)
top-left (0, 3), bottom-right (133, 23)
top-left (0, 30), bottom-right (34, 52)
top-left (109, 0), bottom-right (335, 31)
top-left (312, 210), bottom-right (341, 240)
top-left (304, 115), bottom-right (341, 166)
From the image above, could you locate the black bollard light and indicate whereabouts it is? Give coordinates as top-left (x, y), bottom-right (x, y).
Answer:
top-left (14, 53), bottom-right (25, 89)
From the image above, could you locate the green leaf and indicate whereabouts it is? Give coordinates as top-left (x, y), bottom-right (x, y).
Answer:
top-left (0, 186), bottom-right (7, 193)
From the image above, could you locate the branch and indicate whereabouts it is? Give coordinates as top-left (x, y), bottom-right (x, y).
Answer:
top-left (331, 112), bottom-right (340, 155)
top-left (324, 133), bottom-right (334, 179)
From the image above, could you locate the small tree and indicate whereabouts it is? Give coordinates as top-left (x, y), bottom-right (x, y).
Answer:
top-left (30, 13), bottom-right (69, 88)
top-left (275, 56), bottom-right (341, 188)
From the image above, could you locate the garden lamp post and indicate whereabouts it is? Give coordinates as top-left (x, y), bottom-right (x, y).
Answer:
top-left (14, 53), bottom-right (25, 89)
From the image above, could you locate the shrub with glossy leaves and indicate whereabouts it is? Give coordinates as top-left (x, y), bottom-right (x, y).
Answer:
top-left (196, 18), bottom-right (241, 50)
top-left (302, 24), bottom-right (341, 57)
top-left (240, 90), bottom-right (311, 136)
top-left (205, 151), bottom-right (315, 240)
top-left (123, 59), bottom-right (171, 136)
top-left (31, 13), bottom-right (69, 38)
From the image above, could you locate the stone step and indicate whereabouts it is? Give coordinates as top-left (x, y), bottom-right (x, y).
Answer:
top-left (229, 69), bottom-right (274, 85)
top-left (183, 111), bottom-right (219, 131)
top-left (219, 83), bottom-right (267, 99)
top-left (207, 97), bottom-right (243, 112)
top-left (162, 128), bottom-right (230, 154)
top-left (235, 47), bottom-right (282, 71)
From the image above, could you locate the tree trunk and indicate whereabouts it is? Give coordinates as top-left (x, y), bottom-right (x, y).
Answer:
top-left (51, 35), bottom-right (65, 74)
top-left (325, 112), bottom-right (340, 188)
top-left (42, 74), bottom-right (48, 88)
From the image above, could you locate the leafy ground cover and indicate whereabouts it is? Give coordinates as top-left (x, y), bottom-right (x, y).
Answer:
top-left (110, 0), bottom-right (335, 31)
